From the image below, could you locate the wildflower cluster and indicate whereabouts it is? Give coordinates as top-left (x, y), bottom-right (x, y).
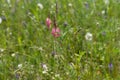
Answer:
top-left (45, 2), bottom-right (61, 38)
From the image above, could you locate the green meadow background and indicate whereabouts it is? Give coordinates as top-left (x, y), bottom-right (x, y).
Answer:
top-left (0, 0), bottom-right (120, 80)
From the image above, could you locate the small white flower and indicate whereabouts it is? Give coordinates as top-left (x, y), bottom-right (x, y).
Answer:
top-left (31, 65), bottom-right (34, 68)
top-left (55, 74), bottom-right (60, 77)
top-left (18, 64), bottom-right (22, 68)
top-left (42, 64), bottom-right (48, 74)
top-left (42, 70), bottom-right (47, 74)
top-left (38, 47), bottom-right (43, 51)
top-left (101, 10), bottom-right (105, 15)
top-left (11, 53), bottom-right (15, 57)
top-left (0, 17), bottom-right (2, 24)
top-left (22, 6), bottom-right (24, 9)
top-left (42, 64), bottom-right (48, 71)
top-left (104, 0), bottom-right (109, 5)
top-left (51, 4), bottom-right (56, 9)
top-left (52, 77), bottom-right (55, 80)
top-left (117, 27), bottom-right (120, 30)
top-left (9, 32), bottom-right (12, 35)
top-left (0, 48), bottom-right (4, 52)
top-left (37, 3), bottom-right (43, 9)
top-left (68, 3), bottom-right (72, 7)
top-left (28, 12), bottom-right (31, 15)
top-left (96, 22), bottom-right (99, 25)
top-left (7, 0), bottom-right (11, 4)
top-left (85, 32), bottom-right (93, 41)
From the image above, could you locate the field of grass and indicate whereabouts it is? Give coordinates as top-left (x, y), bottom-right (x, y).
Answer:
top-left (0, 0), bottom-right (120, 80)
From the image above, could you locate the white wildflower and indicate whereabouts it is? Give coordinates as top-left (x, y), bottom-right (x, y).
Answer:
top-left (37, 3), bottom-right (43, 9)
top-left (7, 0), bottom-right (12, 7)
top-left (101, 10), bottom-right (105, 15)
top-left (55, 74), bottom-right (60, 77)
top-left (51, 4), bottom-right (56, 9)
top-left (7, 0), bottom-right (11, 4)
top-left (18, 64), bottom-right (22, 68)
top-left (42, 64), bottom-right (48, 74)
top-left (11, 53), bottom-right (15, 57)
top-left (0, 48), bottom-right (4, 52)
top-left (52, 77), bottom-right (55, 80)
top-left (99, 47), bottom-right (103, 51)
top-left (28, 12), bottom-right (31, 15)
top-left (9, 32), bottom-right (12, 35)
top-left (38, 47), bottom-right (43, 51)
top-left (42, 64), bottom-right (48, 71)
top-left (42, 70), bottom-right (47, 74)
top-left (0, 17), bottom-right (2, 24)
top-left (68, 3), bottom-right (72, 7)
top-left (96, 22), bottom-right (99, 25)
top-left (22, 6), bottom-right (24, 9)
top-left (104, 0), bottom-right (109, 5)
top-left (117, 27), bottom-right (120, 30)
top-left (31, 65), bottom-right (34, 68)
top-left (85, 32), bottom-right (93, 41)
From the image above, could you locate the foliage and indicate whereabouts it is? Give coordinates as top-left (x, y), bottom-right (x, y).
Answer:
top-left (0, 0), bottom-right (120, 80)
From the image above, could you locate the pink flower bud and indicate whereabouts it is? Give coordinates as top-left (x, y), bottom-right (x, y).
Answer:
top-left (46, 17), bottom-right (52, 29)
top-left (51, 27), bottom-right (60, 38)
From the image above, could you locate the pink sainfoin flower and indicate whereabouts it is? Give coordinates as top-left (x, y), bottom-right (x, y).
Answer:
top-left (51, 27), bottom-right (60, 38)
top-left (46, 17), bottom-right (52, 29)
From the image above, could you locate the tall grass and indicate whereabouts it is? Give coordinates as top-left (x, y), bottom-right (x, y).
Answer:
top-left (0, 0), bottom-right (120, 80)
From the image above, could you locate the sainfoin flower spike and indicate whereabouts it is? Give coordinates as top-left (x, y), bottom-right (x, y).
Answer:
top-left (46, 17), bottom-right (52, 29)
top-left (51, 27), bottom-right (60, 38)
